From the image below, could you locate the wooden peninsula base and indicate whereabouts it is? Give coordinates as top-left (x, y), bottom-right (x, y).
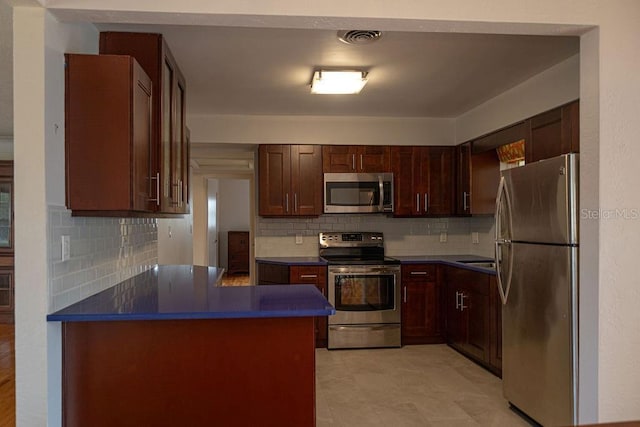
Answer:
top-left (62, 317), bottom-right (316, 427)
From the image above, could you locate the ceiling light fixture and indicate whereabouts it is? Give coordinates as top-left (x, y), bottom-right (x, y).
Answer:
top-left (310, 70), bottom-right (368, 95)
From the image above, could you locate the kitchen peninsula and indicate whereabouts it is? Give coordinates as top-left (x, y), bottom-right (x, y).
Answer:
top-left (47, 265), bottom-right (334, 427)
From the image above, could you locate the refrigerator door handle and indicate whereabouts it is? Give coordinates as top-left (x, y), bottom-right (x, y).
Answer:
top-left (495, 175), bottom-right (514, 305)
top-left (495, 240), bottom-right (513, 305)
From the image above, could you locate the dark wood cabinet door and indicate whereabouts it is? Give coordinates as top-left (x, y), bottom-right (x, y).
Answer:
top-left (393, 146), bottom-right (454, 216)
top-left (323, 145), bottom-right (389, 173)
top-left (227, 231), bottom-right (249, 275)
top-left (65, 54), bottom-right (153, 214)
top-left (445, 266), bottom-right (492, 366)
top-left (391, 146), bottom-right (418, 216)
top-left (460, 284), bottom-right (490, 362)
top-left (425, 147), bottom-right (455, 215)
top-left (401, 264), bottom-right (443, 344)
top-left (445, 278), bottom-right (465, 349)
top-left (256, 262), bottom-right (289, 285)
top-left (260, 145), bottom-right (322, 217)
top-left (100, 32), bottom-right (189, 215)
top-left (470, 149), bottom-right (501, 215)
top-left (290, 266), bottom-right (328, 348)
top-left (322, 145), bottom-right (356, 172)
top-left (358, 146), bottom-right (390, 172)
top-left (258, 145), bottom-right (292, 216)
top-left (526, 100), bottom-right (579, 163)
top-left (456, 143), bottom-right (472, 215)
top-left (290, 145), bottom-right (323, 216)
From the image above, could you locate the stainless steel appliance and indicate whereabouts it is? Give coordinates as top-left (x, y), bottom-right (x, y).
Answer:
top-left (323, 173), bottom-right (393, 214)
top-left (319, 232), bottom-right (401, 349)
top-left (495, 153), bottom-right (579, 426)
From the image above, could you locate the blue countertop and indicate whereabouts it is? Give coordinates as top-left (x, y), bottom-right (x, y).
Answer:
top-left (47, 265), bottom-right (335, 322)
top-left (393, 255), bottom-right (496, 275)
top-left (256, 254), bottom-right (496, 275)
top-left (256, 257), bottom-right (327, 266)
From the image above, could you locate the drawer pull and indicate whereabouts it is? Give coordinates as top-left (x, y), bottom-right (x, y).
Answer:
top-left (410, 271), bottom-right (429, 275)
top-left (300, 274), bottom-right (318, 279)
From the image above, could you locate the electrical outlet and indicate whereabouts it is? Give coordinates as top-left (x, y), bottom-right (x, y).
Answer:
top-left (295, 234), bottom-right (303, 245)
top-left (61, 235), bottom-right (70, 261)
top-left (472, 232), bottom-right (479, 244)
top-left (439, 232), bottom-right (447, 243)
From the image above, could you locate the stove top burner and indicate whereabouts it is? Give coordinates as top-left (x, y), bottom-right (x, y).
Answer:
top-left (319, 231), bottom-right (397, 265)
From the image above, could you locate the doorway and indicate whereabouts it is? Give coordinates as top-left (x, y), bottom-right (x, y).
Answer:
top-left (207, 178), bottom-right (251, 286)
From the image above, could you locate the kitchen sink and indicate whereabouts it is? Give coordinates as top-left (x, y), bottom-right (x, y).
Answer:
top-left (459, 260), bottom-right (496, 270)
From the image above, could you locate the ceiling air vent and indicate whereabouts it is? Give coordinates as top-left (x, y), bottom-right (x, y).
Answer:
top-left (337, 30), bottom-right (383, 45)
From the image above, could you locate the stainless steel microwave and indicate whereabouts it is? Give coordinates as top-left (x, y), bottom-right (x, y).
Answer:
top-left (324, 173), bottom-right (394, 214)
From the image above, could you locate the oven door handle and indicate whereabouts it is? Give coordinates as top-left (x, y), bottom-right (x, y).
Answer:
top-left (330, 324), bottom-right (399, 332)
top-left (363, 267), bottom-right (400, 274)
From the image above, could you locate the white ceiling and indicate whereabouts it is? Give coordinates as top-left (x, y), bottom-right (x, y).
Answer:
top-left (0, 12), bottom-right (579, 136)
top-left (97, 23), bottom-right (579, 118)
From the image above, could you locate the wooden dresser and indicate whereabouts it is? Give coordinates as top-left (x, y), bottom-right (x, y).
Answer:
top-left (227, 231), bottom-right (249, 275)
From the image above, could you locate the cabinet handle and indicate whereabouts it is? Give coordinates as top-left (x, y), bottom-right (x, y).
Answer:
top-left (455, 291), bottom-right (460, 310)
top-left (424, 193), bottom-right (429, 213)
top-left (360, 154), bottom-right (363, 171)
top-left (459, 293), bottom-right (468, 311)
top-left (149, 173), bottom-right (160, 206)
top-left (416, 193), bottom-right (420, 213)
top-left (410, 271), bottom-right (428, 276)
top-left (285, 193), bottom-right (289, 213)
top-left (294, 193), bottom-right (298, 213)
top-left (300, 274), bottom-right (317, 279)
top-left (463, 191), bottom-right (469, 211)
top-left (403, 286), bottom-right (407, 303)
top-left (352, 154), bottom-right (356, 171)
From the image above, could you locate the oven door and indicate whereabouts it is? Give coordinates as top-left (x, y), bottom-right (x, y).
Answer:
top-left (328, 265), bottom-right (401, 325)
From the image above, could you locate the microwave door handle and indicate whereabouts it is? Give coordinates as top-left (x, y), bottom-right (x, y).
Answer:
top-left (379, 176), bottom-right (384, 211)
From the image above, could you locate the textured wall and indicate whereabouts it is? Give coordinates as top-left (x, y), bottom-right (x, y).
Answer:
top-left (255, 214), bottom-right (494, 257)
top-left (47, 206), bottom-right (158, 312)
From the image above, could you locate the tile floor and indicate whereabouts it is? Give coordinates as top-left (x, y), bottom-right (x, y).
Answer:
top-left (315, 344), bottom-right (533, 426)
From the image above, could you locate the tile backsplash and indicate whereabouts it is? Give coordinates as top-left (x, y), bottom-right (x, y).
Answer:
top-left (255, 214), bottom-right (495, 258)
top-left (48, 205), bottom-right (158, 312)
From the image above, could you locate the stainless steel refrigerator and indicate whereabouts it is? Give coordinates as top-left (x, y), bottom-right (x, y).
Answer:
top-left (495, 153), bottom-right (578, 427)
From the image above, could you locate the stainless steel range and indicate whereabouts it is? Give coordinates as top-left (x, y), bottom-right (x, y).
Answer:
top-left (319, 232), bottom-right (401, 349)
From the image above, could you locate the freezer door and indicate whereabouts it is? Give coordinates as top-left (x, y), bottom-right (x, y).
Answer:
top-left (502, 154), bottom-right (578, 245)
top-left (502, 242), bottom-right (578, 427)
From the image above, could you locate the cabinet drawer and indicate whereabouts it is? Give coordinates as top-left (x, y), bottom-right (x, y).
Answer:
top-left (402, 264), bottom-right (437, 282)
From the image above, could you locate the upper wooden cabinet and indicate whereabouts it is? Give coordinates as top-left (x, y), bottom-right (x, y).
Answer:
top-left (526, 100), bottom-right (579, 163)
top-left (100, 32), bottom-right (189, 214)
top-left (391, 146), bottom-right (455, 216)
top-left (456, 143), bottom-right (501, 215)
top-left (65, 54), bottom-right (154, 215)
top-left (259, 145), bottom-right (323, 216)
top-left (322, 145), bottom-right (390, 173)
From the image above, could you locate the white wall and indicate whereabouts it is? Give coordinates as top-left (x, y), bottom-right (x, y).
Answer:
top-left (217, 179), bottom-right (250, 270)
top-left (455, 54), bottom-right (580, 143)
top-left (157, 216), bottom-right (193, 265)
top-left (0, 137), bottom-right (12, 160)
top-left (189, 114), bottom-right (456, 146)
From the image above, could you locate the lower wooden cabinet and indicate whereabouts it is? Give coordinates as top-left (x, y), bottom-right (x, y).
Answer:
top-left (290, 266), bottom-right (328, 348)
top-left (257, 262), bottom-right (328, 348)
top-left (227, 231), bottom-right (249, 275)
top-left (401, 264), bottom-right (444, 344)
top-left (444, 266), bottom-right (501, 375)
